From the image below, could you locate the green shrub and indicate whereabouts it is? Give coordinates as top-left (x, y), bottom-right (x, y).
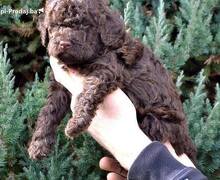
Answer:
top-left (0, 0), bottom-right (220, 179)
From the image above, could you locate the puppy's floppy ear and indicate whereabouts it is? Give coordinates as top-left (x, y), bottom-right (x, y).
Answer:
top-left (99, 12), bottom-right (125, 49)
top-left (37, 14), bottom-right (49, 47)
top-left (117, 36), bottom-right (144, 65)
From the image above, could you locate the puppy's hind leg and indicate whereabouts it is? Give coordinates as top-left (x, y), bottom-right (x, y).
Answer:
top-left (28, 73), bottom-right (71, 159)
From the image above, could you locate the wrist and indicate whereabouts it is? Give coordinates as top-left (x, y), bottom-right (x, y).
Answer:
top-left (113, 129), bottom-right (151, 170)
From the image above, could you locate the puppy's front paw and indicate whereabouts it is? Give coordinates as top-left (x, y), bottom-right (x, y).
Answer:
top-left (65, 117), bottom-right (86, 139)
top-left (28, 138), bottom-right (53, 160)
top-left (65, 118), bottom-right (78, 139)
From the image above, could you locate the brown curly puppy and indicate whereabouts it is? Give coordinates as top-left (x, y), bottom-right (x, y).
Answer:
top-left (28, 0), bottom-right (197, 161)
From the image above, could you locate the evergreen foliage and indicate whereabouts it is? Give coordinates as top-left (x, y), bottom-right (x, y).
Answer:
top-left (0, 0), bottom-right (220, 179)
top-left (124, 1), bottom-right (146, 38)
top-left (183, 71), bottom-right (220, 178)
top-left (142, 0), bottom-right (217, 73)
top-left (0, 43), bottom-right (24, 176)
top-left (111, 0), bottom-right (220, 74)
top-left (0, 0), bottom-right (46, 87)
top-left (0, 44), bottom-right (104, 179)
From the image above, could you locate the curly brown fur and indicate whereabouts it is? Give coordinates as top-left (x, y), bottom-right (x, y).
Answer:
top-left (28, 73), bottom-right (71, 159)
top-left (28, 0), bottom-right (197, 162)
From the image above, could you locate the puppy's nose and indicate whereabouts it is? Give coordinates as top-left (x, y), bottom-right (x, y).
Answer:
top-left (59, 41), bottom-right (71, 49)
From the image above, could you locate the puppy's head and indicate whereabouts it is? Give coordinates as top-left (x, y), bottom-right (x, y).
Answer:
top-left (38, 0), bottom-right (125, 66)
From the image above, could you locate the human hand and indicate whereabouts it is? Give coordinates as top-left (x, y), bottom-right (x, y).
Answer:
top-left (49, 56), bottom-right (195, 171)
top-left (50, 56), bottom-right (151, 170)
top-left (99, 146), bottom-right (195, 180)
top-left (99, 157), bottom-right (127, 180)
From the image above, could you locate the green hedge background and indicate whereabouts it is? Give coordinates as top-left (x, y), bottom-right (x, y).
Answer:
top-left (0, 0), bottom-right (220, 179)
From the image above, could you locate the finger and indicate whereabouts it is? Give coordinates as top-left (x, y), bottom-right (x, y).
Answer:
top-left (107, 173), bottom-right (126, 180)
top-left (100, 157), bottom-right (127, 177)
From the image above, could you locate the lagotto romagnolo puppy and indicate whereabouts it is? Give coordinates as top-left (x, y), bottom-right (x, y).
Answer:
top-left (28, 0), bottom-right (197, 161)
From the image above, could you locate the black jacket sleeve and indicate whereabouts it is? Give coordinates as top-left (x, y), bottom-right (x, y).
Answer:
top-left (128, 142), bottom-right (207, 180)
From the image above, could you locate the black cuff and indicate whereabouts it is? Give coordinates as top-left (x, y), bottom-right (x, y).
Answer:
top-left (128, 141), bottom-right (207, 180)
